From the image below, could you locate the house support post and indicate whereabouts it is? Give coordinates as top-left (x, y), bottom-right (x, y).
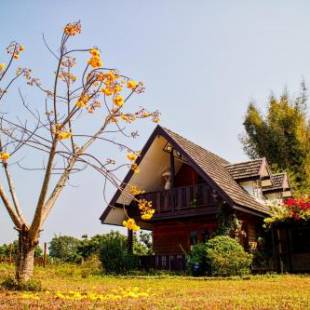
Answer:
top-left (170, 150), bottom-right (175, 212)
top-left (127, 228), bottom-right (133, 254)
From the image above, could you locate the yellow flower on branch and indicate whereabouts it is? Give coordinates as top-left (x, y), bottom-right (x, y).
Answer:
top-left (127, 152), bottom-right (138, 162)
top-left (88, 56), bottom-right (103, 68)
top-left (129, 185), bottom-right (145, 196)
top-left (56, 131), bottom-right (72, 140)
top-left (19, 44), bottom-right (25, 52)
top-left (127, 80), bottom-right (138, 89)
top-left (113, 95), bottom-right (124, 107)
top-left (0, 63), bottom-right (6, 71)
top-left (64, 22), bottom-right (81, 36)
top-left (113, 84), bottom-right (122, 94)
top-left (0, 152), bottom-right (10, 161)
top-left (131, 163), bottom-right (140, 174)
top-left (101, 87), bottom-right (113, 96)
top-left (75, 94), bottom-right (90, 108)
top-left (123, 218), bottom-right (140, 231)
top-left (89, 48), bottom-right (100, 57)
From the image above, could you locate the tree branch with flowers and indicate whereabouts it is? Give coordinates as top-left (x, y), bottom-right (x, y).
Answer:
top-left (0, 21), bottom-right (158, 283)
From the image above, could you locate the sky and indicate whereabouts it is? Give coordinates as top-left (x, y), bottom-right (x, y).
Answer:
top-left (1, 1), bottom-right (310, 245)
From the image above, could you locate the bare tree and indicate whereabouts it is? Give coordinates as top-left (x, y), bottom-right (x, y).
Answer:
top-left (0, 21), bottom-right (158, 282)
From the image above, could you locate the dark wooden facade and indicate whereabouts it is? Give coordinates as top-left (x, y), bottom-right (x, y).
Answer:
top-left (272, 222), bottom-right (310, 273)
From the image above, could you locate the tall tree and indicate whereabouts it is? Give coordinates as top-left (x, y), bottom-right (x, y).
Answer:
top-left (241, 83), bottom-right (310, 195)
top-left (0, 21), bottom-right (158, 283)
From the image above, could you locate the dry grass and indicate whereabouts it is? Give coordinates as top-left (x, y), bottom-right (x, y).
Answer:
top-left (0, 263), bottom-right (309, 309)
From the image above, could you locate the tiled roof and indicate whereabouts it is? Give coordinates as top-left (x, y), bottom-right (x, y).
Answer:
top-left (161, 127), bottom-right (270, 214)
top-left (226, 159), bottom-right (264, 180)
top-left (263, 173), bottom-right (286, 192)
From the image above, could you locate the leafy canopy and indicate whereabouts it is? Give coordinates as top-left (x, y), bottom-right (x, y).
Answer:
top-left (241, 82), bottom-right (310, 195)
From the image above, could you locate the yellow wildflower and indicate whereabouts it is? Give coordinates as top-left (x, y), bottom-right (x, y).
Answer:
top-left (113, 95), bottom-right (124, 107)
top-left (13, 54), bottom-right (19, 60)
top-left (19, 44), bottom-right (25, 52)
top-left (0, 152), bottom-right (10, 161)
top-left (0, 63), bottom-right (6, 71)
top-left (127, 80), bottom-right (138, 89)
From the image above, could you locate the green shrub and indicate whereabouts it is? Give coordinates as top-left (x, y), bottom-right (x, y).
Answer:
top-left (1, 277), bottom-right (42, 291)
top-left (205, 236), bottom-right (253, 276)
top-left (80, 255), bottom-right (102, 278)
top-left (99, 231), bottom-right (138, 274)
top-left (188, 236), bottom-right (253, 277)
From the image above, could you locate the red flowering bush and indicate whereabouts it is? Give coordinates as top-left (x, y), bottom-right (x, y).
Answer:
top-left (264, 197), bottom-right (310, 227)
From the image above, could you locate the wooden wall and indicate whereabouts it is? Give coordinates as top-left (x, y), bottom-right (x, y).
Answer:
top-left (152, 216), bottom-right (217, 255)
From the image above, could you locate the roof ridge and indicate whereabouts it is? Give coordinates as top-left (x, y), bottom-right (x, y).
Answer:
top-left (161, 126), bottom-right (229, 165)
top-left (225, 158), bottom-right (265, 167)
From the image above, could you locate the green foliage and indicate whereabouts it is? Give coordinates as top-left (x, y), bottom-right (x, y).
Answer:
top-left (205, 236), bottom-right (253, 276)
top-left (0, 241), bottom-right (42, 259)
top-left (80, 255), bottom-right (102, 278)
top-left (1, 277), bottom-right (42, 291)
top-left (49, 235), bottom-right (82, 263)
top-left (188, 236), bottom-right (253, 277)
top-left (99, 231), bottom-right (138, 274)
top-left (241, 82), bottom-right (310, 195)
top-left (133, 231), bottom-right (153, 255)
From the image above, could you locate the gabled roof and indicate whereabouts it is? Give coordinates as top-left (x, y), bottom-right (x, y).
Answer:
top-left (100, 126), bottom-right (270, 224)
top-left (263, 173), bottom-right (289, 192)
top-left (160, 128), bottom-right (269, 214)
top-left (226, 159), bottom-right (265, 180)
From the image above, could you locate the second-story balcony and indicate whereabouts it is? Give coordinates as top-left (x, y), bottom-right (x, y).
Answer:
top-left (137, 183), bottom-right (218, 219)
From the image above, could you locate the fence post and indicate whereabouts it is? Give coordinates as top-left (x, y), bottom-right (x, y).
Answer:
top-left (43, 242), bottom-right (47, 267)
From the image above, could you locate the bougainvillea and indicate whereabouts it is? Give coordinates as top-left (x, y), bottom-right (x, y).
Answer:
top-left (264, 197), bottom-right (310, 227)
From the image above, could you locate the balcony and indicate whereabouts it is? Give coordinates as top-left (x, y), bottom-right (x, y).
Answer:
top-left (137, 183), bottom-right (217, 219)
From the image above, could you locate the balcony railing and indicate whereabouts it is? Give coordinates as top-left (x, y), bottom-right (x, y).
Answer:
top-left (137, 183), bottom-right (213, 215)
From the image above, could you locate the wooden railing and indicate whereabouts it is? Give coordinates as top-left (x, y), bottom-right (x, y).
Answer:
top-left (139, 254), bottom-right (186, 271)
top-left (138, 183), bottom-right (212, 215)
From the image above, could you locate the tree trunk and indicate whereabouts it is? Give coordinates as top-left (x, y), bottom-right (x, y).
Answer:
top-left (15, 230), bottom-right (36, 282)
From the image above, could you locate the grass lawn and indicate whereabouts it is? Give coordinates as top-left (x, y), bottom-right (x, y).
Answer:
top-left (0, 264), bottom-right (309, 309)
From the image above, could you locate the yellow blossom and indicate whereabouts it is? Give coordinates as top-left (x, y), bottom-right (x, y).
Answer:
top-left (13, 54), bottom-right (20, 60)
top-left (75, 94), bottom-right (89, 108)
top-left (127, 152), bottom-right (138, 162)
top-left (127, 80), bottom-right (138, 89)
top-left (123, 218), bottom-right (140, 231)
top-left (113, 95), bottom-right (124, 107)
top-left (56, 131), bottom-right (72, 140)
top-left (131, 163), bottom-right (140, 174)
top-left (64, 22), bottom-right (81, 36)
top-left (88, 56), bottom-right (103, 68)
top-left (89, 48), bottom-right (100, 57)
top-left (129, 185), bottom-right (145, 196)
top-left (19, 44), bottom-right (25, 52)
top-left (0, 152), bottom-right (10, 161)
top-left (101, 87), bottom-right (113, 96)
top-left (0, 63), bottom-right (6, 71)
top-left (113, 84), bottom-right (122, 94)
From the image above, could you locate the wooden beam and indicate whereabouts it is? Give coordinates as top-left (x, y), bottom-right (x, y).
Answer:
top-left (170, 150), bottom-right (175, 188)
top-left (127, 229), bottom-right (133, 254)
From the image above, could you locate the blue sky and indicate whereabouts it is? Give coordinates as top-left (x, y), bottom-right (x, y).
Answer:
top-left (1, 1), bottom-right (310, 244)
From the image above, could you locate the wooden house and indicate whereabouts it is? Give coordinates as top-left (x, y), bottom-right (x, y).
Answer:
top-left (100, 126), bottom-right (292, 269)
